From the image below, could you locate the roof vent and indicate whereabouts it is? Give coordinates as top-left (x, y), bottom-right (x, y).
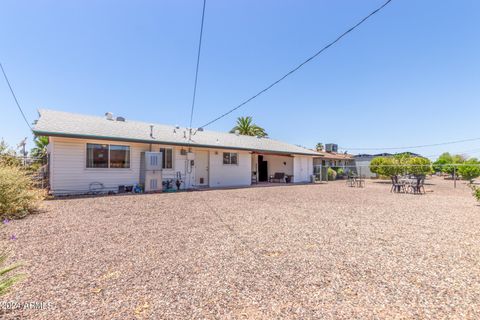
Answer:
top-left (105, 112), bottom-right (114, 120)
top-left (197, 127), bottom-right (204, 132)
top-left (149, 125), bottom-right (154, 138)
top-left (234, 130), bottom-right (240, 136)
top-left (116, 116), bottom-right (125, 122)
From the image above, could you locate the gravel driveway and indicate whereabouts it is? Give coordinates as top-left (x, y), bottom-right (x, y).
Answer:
top-left (2, 177), bottom-right (480, 319)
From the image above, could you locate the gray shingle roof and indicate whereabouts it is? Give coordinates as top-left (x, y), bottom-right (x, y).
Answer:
top-left (33, 109), bottom-right (319, 156)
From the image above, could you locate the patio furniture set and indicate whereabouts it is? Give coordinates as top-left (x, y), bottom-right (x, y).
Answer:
top-left (346, 174), bottom-right (365, 188)
top-left (391, 175), bottom-right (426, 194)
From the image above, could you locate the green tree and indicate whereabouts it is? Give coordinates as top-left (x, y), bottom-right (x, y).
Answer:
top-left (457, 158), bottom-right (480, 183)
top-left (315, 143), bottom-right (324, 152)
top-left (434, 153), bottom-right (465, 178)
top-left (433, 152), bottom-right (452, 173)
top-left (370, 156), bottom-right (403, 178)
top-left (30, 136), bottom-right (49, 160)
top-left (370, 155), bottom-right (431, 179)
top-left (230, 116), bottom-right (268, 137)
top-left (405, 157), bottom-right (432, 176)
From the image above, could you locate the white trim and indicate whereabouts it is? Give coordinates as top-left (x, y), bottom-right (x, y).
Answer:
top-left (222, 152), bottom-right (239, 166)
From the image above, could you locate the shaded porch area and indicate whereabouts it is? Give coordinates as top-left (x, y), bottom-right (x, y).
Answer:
top-left (251, 152), bottom-right (294, 184)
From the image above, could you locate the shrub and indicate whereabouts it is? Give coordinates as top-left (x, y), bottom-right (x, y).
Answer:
top-left (327, 167), bottom-right (337, 181)
top-left (0, 140), bottom-right (21, 168)
top-left (336, 168), bottom-right (345, 175)
top-left (473, 187), bottom-right (480, 202)
top-left (0, 248), bottom-right (24, 296)
top-left (0, 165), bottom-right (44, 219)
top-left (458, 158), bottom-right (480, 183)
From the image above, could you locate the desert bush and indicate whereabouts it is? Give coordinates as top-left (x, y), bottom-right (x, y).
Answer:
top-left (0, 140), bottom-right (21, 168)
top-left (0, 165), bottom-right (44, 219)
top-left (327, 167), bottom-right (337, 181)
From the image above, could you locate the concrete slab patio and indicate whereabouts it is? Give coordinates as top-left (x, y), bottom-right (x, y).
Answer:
top-left (2, 177), bottom-right (480, 319)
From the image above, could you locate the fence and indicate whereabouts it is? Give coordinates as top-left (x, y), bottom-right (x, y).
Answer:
top-left (313, 163), bottom-right (480, 188)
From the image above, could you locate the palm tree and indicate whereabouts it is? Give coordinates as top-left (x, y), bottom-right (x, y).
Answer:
top-left (30, 136), bottom-right (49, 160)
top-left (230, 116), bottom-right (268, 137)
top-left (316, 143), bottom-right (324, 152)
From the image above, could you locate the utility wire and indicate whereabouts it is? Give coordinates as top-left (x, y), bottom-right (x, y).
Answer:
top-left (198, 0), bottom-right (393, 129)
top-left (341, 137), bottom-right (480, 151)
top-left (0, 62), bottom-right (32, 130)
top-left (188, 0), bottom-right (207, 138)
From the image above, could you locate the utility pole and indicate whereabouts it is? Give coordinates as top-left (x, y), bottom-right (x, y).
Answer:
top-left (18, 137), bottom-right (27, 167)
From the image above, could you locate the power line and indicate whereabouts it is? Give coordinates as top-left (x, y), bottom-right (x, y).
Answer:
top-left (341, 137), bottom-right (480, 151)
top-left (188, 0), bottom-right (207, 138)
top-left (0, 62), bottom-right (32, 130)
top-left (198, 0), bottom-right (393, 129)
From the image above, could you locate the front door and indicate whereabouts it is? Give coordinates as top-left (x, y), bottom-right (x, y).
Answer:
top-left (258, 155), bottom-right (268, 182)
top-left (195, 151), bottom-right (209, 186)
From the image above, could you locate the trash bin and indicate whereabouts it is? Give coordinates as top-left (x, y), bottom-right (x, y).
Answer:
top-left (310, 175), bottom-right (316, 183)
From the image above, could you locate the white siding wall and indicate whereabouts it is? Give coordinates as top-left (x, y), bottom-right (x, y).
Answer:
top-left (293, 155), bottom-right (313, 183)
top-left (49, 137), bottom-right (312, 193)
top-left (208, 149), bottom-right (251, 187)
top-left (49, 137), bottom-right (151, 194)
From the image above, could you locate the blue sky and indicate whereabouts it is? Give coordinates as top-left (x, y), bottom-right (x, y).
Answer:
top-left (1, 0), bottom-right (479, 159)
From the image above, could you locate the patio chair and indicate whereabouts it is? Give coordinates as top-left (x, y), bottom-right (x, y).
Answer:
top-left (270, 172), bottom-right (286, 183)
top-left (251, 171), bottom-right (257, 184)
top-left (408, 176), bottom-right (425, 194)
top-left (390, 176), bottom-right (405, 193)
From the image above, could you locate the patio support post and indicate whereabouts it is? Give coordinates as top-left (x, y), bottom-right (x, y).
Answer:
top-left (454, 166), bottom-right (456, 189)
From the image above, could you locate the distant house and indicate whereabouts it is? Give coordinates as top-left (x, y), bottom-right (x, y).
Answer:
top-left (353, 154), bottom-right (389, 178)
top-left (313, 143), bottom-right (355, 179)
top-left (33, 109), bottom-right (319, 195)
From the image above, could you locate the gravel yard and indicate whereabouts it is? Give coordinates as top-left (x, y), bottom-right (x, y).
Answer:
top-left (2, 177), bottom-right (480, 319)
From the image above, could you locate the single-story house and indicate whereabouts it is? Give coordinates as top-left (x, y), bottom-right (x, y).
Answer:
top-left (312, 144), bottom-right (355, 180)
top-left (313, 151), bottom-right (355, 169)
top-left (33, 109), bottom-right (319, 195)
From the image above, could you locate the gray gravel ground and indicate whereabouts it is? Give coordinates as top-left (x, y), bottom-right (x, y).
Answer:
top-left (2, 177), bottom-right (480, 319)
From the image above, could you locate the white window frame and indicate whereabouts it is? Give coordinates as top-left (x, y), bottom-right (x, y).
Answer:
top-left (85, 143), bottom-right (131, 169)
top-left (223, 152), bottom-right (239, 165)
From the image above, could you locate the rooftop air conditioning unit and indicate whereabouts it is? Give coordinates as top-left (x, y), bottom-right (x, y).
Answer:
top-left (325, 144), bottom-right (338, 153)
top-left (140, 152), bottom-right (163, 192)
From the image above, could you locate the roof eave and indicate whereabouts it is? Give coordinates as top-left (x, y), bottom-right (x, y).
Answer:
top-left (33, 130), bottom-right (319, 156)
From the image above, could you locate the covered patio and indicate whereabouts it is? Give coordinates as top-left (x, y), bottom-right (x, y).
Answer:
top-left (251, 152), bottom-right (293, 184)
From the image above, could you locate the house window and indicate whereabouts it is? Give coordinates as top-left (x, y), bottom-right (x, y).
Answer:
top-left (86, 143), bottom-right (130, 168)
top-left (160, 148), bottom-right (173, 169)
top-left (86, 144), bottom-right (109, 168)
top-left (223, 152), bottom-right (238, 165)
top-left (110, 145), bottom-right (130, 168)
